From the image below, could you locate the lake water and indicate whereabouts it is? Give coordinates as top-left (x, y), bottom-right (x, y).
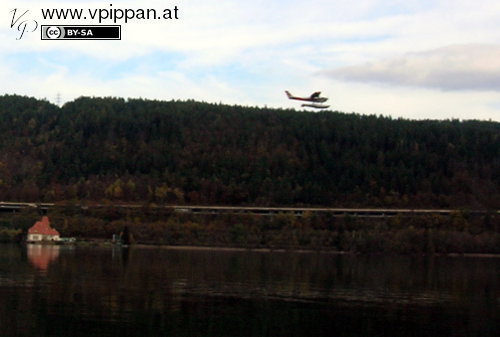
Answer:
top-left (0, 243), bottom-right (498, 337)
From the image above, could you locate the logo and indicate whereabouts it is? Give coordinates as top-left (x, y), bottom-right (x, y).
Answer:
top-left (45, 26), bottom-right (63, 39)
top-left (10, 9), bottom-right (38, 40)
top-left (41, 25), bottom-right (121, 40)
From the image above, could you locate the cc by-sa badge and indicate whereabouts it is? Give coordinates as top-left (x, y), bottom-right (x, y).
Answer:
top-left (41, 25), bottom-right (121, 40)
top-left (43, 26), bottom-right (64, 39)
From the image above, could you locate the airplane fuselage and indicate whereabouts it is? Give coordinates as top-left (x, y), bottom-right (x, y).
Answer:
top-left (291, 96), bottom-right (328, 103)
top-left (285, 90), bottom-right (328, 103)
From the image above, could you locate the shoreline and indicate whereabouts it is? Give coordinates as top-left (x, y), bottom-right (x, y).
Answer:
top-left (69, 240), bottom-right (500, 258)
top-left (140, 244), bottom-right (500, 258)
top-left (16, 240), bottom-right (500, 258)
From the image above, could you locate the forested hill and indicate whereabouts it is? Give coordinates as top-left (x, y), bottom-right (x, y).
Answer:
top-left (0, 94), bottom-right (498, 209)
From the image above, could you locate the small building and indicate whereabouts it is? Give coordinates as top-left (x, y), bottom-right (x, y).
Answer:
top-left (27, 216), bottom-right (60, 242)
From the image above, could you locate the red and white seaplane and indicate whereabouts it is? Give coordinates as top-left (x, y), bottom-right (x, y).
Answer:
top-left (285, 90), bottom-right (330, 109)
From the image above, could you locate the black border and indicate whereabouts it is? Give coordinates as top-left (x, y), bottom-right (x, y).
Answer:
top-left (41, 25), bottom-right (121, 40)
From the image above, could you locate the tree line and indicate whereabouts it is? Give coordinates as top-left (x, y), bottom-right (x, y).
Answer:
top-left (2, 207), bottom-right (498, 254)
top-left (0, 94), bottom-right (498, 209)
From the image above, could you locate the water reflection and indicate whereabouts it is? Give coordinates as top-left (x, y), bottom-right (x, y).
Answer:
top-left (0, 244), bottom-right (498, 337)
top-left (27, 244), bottom-right (60, 271)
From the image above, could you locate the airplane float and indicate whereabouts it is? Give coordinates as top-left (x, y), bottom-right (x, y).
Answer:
top-left (285, 90), bottom-right (330, 109)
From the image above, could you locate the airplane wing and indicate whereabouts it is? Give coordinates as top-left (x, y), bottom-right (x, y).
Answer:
top-left (310, 92), bottom-right (321, 99)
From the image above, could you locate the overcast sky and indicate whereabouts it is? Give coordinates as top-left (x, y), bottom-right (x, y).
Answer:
top-left (1, 0), bottom-right (499, 121)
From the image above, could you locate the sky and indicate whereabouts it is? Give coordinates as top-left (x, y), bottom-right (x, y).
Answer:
top-left (1, 0), bottom-right (499, 121)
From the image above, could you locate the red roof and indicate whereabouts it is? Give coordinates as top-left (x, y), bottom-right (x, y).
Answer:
top-left (28, 216), bottom-right (60, 236)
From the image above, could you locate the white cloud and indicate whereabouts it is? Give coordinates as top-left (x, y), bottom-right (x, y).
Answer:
top-left (323, 44), bottom-right (500, 91)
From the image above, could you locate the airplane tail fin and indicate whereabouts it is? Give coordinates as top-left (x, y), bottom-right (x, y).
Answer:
top-left (285, 90), bottom-right (293, 99)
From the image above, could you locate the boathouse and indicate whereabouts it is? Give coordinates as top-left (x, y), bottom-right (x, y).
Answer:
top-left (27, 216), bottom-right (60, 242)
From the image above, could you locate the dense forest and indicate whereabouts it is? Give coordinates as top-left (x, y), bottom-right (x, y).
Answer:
top-left (0, 94), bottom-right (499, 209)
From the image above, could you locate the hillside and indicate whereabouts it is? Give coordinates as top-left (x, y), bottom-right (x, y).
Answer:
top-left (0, 94), bottom-right (498, 209)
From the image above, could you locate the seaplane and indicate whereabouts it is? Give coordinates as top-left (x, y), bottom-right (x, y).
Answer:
top-left (285, 90), bottom-right (330, 109)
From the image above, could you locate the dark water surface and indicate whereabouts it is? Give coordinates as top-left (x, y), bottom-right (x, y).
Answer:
top-left (0, 244), bottom-right (498, 336)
